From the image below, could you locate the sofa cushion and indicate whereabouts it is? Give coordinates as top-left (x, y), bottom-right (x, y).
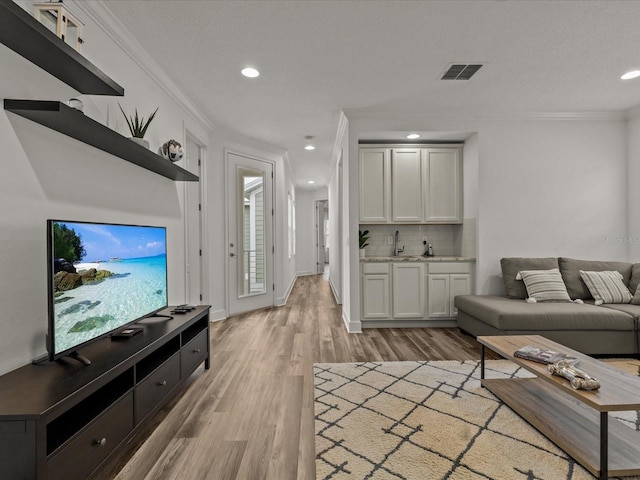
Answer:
top-left (454, 295), bottom-right (635, 331)
top-left (579, 270), bottom-right (632, 305)
top-left (601, 303), bottom-right (640, 319)
top-left (558, 258), bottom-right (633, 300)
top-left (517, 268), bottom-right (571, 303)
top-left (630, 264), bottom-right (640, 297)
top-left (500, 257), bottom-right (559, 299)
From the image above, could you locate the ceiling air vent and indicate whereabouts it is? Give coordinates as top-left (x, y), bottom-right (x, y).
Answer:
top-left (441, 63), bottom-right (484, 80)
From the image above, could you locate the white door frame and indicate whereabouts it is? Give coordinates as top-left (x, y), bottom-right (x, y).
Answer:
top-left (184, 132), bottom-right (207, 305)
top-left (225, 149), bottom-right (275, 315)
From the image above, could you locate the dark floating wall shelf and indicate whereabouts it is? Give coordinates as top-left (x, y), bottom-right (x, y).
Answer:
top-left (5, 100), bottom-right (199, 182)
top-left (0, 1), bottom-right (124, 96)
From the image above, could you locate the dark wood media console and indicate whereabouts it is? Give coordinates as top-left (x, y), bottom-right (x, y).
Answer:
top-left (0, 306), bottom-right (211, 480)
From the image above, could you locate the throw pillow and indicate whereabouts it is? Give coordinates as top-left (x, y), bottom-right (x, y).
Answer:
top-left (558, 257), bottom-right (632, 300)
top-left (500, 257), bottom-right (559, 299)
top-left (579, 270), bottom-right (633, 305)
top-left (630, 263), bottom-right (640, 298)
top-left (516, 268), bottom-right (572, 303)
top-left (632, 284), bottom-right (640, 305)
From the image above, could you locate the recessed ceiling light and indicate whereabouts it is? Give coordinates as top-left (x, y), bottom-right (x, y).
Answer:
top-left (406, 133), bottom-right (420, 140)
top-left (305, 145), bottom-right (315, 151)
top-left (621, 70), bottom-right (640, 80)
top-left (241, 67), bottom-right (260, 78)
top-left (308, 180), bottom-right (315, 184)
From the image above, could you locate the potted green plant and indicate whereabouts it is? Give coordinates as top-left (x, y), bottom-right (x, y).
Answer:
top-left (118, 103), bottom-right (158, 149)
top-left (359, 229), bottom-right (370, 257)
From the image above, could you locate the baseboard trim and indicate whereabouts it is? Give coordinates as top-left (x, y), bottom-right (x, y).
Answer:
top-left (296, 270), bottom-right (317, 277)
top-left (208, 309), bottom-right (227, 322)
top-left (277, 274), bottom-right (298, 306)
top-left (329, 277), bottom-right (341, 304)
top-left (342, 309), bottom-right (362, 333)
top-left (363, 319), bottom-right (458, 329)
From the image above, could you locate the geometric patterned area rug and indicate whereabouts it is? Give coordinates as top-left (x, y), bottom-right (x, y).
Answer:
top-left (314, 360), bottom-right (640, 480)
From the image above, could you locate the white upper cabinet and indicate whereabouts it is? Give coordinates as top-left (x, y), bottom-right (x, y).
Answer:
top-left (423, 148), bottom-right (462, 223)
top-left (391, 149), bottom-right (422, 222)
top-left (359, 148), bottom-right (390, 222)
top-left (359, 145), bottom-right (463, 224)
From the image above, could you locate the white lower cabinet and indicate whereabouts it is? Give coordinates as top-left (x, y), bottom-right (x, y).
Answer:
top-left (427, 263), bottom-right (472, 318)
top-left (427, 274), bottom-right (450, 318)
top-left (361, 263), bottom-right (390, 319)
top-left (362, 261), bottom-right (473, 322)
top-left (392, 263), bottom-right (425, 318)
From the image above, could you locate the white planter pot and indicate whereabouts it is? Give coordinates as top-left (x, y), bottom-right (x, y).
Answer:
top-left (129, 137), bottom-right (150, 149)
top-left (359, 249), bottom-right (366, 258)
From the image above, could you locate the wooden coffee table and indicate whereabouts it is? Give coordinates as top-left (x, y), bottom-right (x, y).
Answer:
top-left (478, 335), bottom-right (640, 480)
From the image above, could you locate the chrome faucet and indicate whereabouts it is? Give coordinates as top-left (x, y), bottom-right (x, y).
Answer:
top-left (393, 230), bottom-right (404, 256)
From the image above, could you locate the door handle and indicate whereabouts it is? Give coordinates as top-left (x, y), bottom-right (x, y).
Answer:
top-left (230, 253), bottom-right (236, 257)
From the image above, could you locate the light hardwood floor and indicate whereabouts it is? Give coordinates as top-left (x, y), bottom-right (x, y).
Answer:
top-left (99, 273), bottom-right (493, 480)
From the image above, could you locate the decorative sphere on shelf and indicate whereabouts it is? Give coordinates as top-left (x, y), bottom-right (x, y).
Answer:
top-left (158, 139), bottom-right (184, 162)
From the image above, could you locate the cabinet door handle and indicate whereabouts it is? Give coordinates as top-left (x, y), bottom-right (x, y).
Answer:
top-left (193, 348), bottom-right (201, 353)
top-left (94, 438), bottom-right (107, 447)
top-left (158, 380), bottom-right (167, 386)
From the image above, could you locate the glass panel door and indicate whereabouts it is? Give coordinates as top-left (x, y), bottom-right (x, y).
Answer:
top-left (239, 169), bottom-right (265, 296)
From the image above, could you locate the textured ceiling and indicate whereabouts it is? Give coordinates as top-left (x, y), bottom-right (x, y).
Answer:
top-left (101, 0), bottom-right (640, 188)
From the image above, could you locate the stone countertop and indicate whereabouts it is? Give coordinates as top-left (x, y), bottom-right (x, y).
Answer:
top-left (360, 255), bottom-right (475, 262)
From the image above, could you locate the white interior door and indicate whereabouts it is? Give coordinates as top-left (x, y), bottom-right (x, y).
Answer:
top-left (227, 153), bottom-right (274, 315)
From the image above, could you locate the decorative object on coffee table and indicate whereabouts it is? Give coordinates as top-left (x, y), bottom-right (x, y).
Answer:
top-left (118, 103), bottom-right (158, 149)
top-left (547, 359), bottom-right (601, 390)
top-left (514, 345), bottom-right (577, 364)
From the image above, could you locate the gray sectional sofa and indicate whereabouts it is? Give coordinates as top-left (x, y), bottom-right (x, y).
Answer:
top-left (455, 257), bottom-right (640, 355)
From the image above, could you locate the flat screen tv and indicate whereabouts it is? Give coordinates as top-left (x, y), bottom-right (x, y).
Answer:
top-left (47, 220), bottom-right (168, 363)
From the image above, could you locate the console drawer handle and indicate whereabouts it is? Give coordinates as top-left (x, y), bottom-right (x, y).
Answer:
top-left (94, 438), bottom-right (107, 447)
top-left (193, 348), bottom-right (201, 353)
top-left (158, 380), bottom-right (167, 386)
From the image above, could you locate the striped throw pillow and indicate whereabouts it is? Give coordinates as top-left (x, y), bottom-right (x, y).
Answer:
top-left (579, 270), bottom-right (632, 305)
top-left (516, 268), bottom-right (572, 303)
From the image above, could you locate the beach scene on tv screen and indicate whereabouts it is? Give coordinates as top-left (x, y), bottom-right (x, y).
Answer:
top-left (52, 222), bottom-right (167, 355)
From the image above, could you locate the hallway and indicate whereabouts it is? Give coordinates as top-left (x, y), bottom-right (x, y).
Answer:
top-left (107, 274), bottom-right (489, 480)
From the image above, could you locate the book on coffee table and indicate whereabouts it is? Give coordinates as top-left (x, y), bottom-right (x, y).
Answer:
top-left (514, 345), bottom-right (577, 364)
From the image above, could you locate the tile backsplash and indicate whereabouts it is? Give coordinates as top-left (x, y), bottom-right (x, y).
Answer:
top-left (360, 218), bottom-right (476, 258)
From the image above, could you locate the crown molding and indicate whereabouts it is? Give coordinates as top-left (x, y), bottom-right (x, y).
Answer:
top-left (72, 0), bottom-right (214, 132)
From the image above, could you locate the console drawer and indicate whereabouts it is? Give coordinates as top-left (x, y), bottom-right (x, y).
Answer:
top-left (135, 353), bottom-right (180, 423)
top-left (181, 329), bottom-right (208, 378)
top-left (47, 392), bottom-right (133, 480)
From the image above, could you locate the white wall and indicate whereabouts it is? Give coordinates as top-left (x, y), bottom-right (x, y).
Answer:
top-left (476, 118), bottom-right (628, 294)
top-left (0, 1), bottom-right (209, 374)
top-left (295, 188), bottom-right (328, 276)
top-left (627, 108), bottom-right (640, 261)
